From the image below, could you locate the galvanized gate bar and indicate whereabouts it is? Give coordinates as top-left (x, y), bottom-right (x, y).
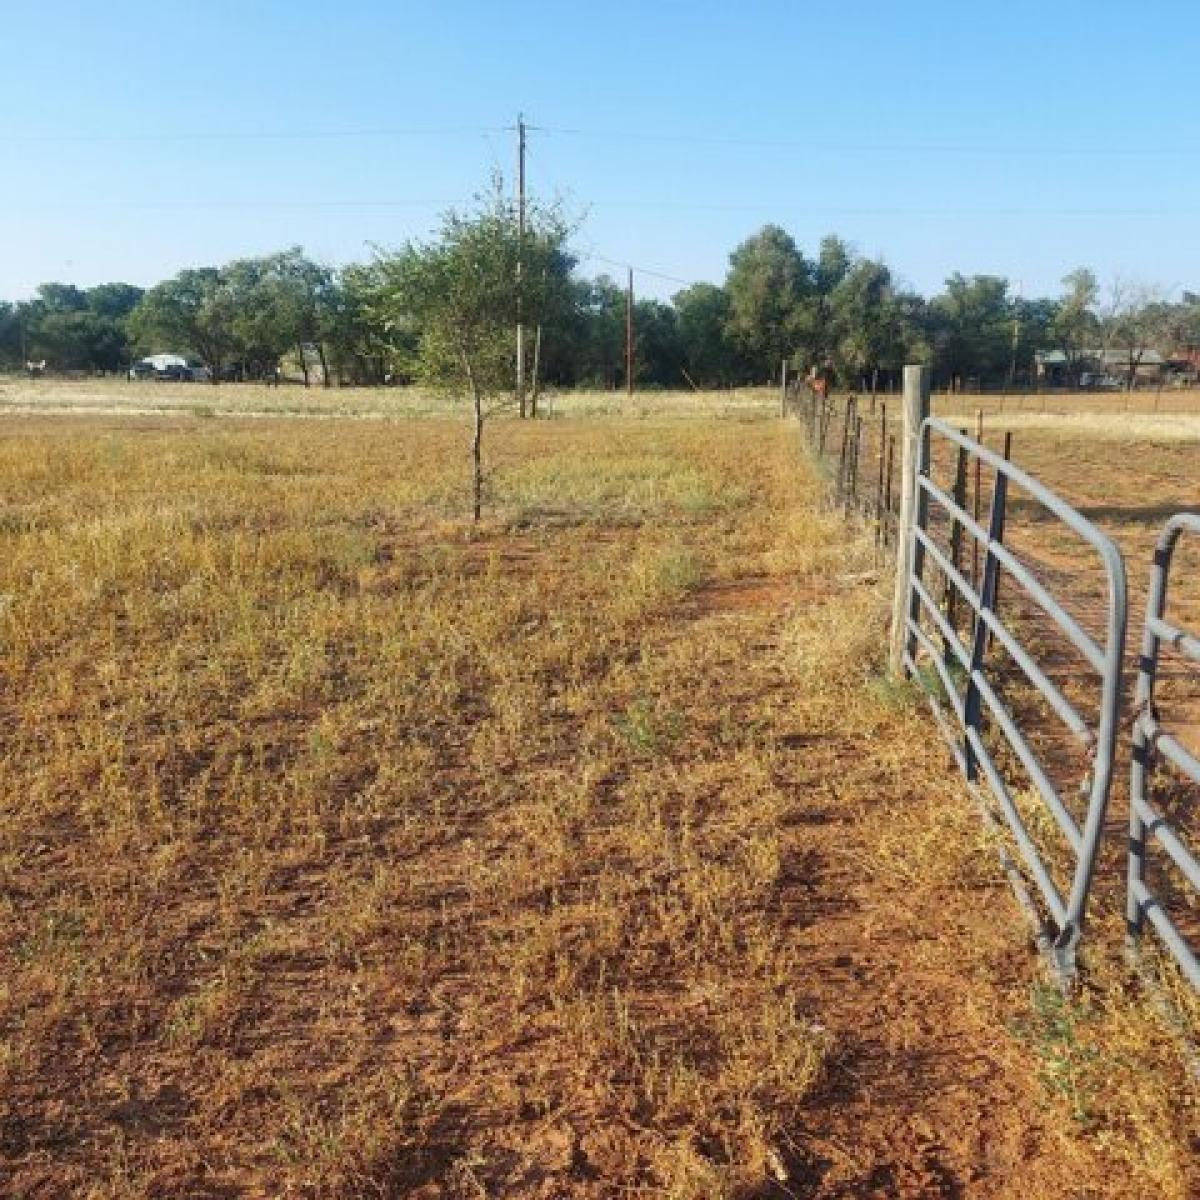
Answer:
top-left (1127, 513), bottom-right (1200, 990)
top-left (903, 417), bottom-right (1127, 979)
top-left (918, 473), bottom-right (1109, 673)
top-left (916, 527), bottom-right (1095, 745)
top-left (1147, 616), bottom-right (1200, 660)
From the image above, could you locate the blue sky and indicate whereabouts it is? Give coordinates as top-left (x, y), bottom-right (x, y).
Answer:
top-left (4, 0), bottom-right (1200, 302)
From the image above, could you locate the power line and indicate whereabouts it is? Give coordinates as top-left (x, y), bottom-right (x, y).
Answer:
top-left (3, 121), bottom-right (1192, 157)
top-left (535, 125), bottom-right (1198, 157)
top-left (592, 202), bottom-right (1200, 216)
top-left (0, 199), bottom-right (454, 211)
top-left (0, 125), bottom-right (505, 144)
top-left (5, 197), bottom-right (1200, 221)
top-left (580, 250), bottom-right (697, 287)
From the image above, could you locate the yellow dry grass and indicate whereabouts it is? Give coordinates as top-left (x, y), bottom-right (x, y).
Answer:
top-left (1, 396), bottom-right (1196, 1197)
top-left (0, 377), bottom-right (778, 423)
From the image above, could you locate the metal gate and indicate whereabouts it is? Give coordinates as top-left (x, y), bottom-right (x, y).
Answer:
top-left (901, 418), bottom-right (1127, 979)
top-left (1128, 513), bottom-right (1200, 988)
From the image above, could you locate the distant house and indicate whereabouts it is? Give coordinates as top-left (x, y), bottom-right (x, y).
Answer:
top-left (1033, 349), bottom-right (1070, 387)
top-left (1164, 346), bottom-right (1200, 383)
top-left (1096, 348), bottom-right (1165, 383)
top-left (1035, 347), bottom-right (1168, 387)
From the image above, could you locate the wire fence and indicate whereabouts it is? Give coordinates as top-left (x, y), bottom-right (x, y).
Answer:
top-left (786, 379), bottom-right (1200, 1009)
top-left (784, 383), bottom-right (900, 549)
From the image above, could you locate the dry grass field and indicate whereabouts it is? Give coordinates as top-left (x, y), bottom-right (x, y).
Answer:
top-left (0, 378), bottom-right (777, 422)
top-left (1, 383), bottom-right (1198, 1197)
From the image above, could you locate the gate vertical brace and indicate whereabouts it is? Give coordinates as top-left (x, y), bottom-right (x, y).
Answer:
top-left (962, 469), bottom-right (1009, 780)
top-left (944, 441), bottom-right (969, 665)
top-left (1127, 533), bottom-right (1173, 942)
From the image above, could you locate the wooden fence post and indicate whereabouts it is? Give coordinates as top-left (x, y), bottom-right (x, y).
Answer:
top-left (888, 364), bottom-right (932, 678)
top-left (780, 359), bottom-right (788, 417)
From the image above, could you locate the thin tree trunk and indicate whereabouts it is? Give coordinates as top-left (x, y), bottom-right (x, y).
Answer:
top-left (298, 342), bottom-right (310, 388)
top-left (462, 348), bottom-right (484, 522)
top-left (316, 341), bottom-right (331, 389)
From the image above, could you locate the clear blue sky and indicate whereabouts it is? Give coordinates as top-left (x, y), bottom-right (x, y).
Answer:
top-left (4, 0), bottom-right (1200, 302)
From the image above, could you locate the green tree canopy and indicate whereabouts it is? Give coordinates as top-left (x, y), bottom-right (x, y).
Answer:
top-left (725, 225), bottom-right (812, 377)
top-left (673, 283), bottom-right (749, 387)
top-left (130, 268), bottom-right (237, 378)
top-left (927, 274), bottom-right (1015, 386)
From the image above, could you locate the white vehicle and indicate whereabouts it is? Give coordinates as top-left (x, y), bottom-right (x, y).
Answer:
top-left (130, 354), bottom-right (211, 382)
top-left (1079, 372), bottom-right (1123, 390)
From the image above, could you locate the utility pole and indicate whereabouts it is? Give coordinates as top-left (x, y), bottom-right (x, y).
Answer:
top-left (625, 267), bottom-right (635, 399)
top-left (515, 113), bottom-right (527, 418)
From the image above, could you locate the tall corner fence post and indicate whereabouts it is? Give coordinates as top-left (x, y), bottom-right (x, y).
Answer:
top-left (888, 364), bottom-right (932, 678)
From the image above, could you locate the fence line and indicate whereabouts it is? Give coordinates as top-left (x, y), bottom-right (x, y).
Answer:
top-left (784, 382), bottom-right (900, 547)
top-left (786, 373), bottom-right (1200, 1001)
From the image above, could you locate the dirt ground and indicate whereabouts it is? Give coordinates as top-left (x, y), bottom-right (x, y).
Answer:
top-left (1, 405), bottom-right (1197, 1197)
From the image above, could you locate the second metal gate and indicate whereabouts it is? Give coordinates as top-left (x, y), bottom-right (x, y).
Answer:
top-left (901, 417), bottom-right (1127, 979)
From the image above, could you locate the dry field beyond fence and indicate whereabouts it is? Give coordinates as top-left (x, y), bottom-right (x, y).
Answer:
top-left (1, 397), bottom-right (1197, 1197)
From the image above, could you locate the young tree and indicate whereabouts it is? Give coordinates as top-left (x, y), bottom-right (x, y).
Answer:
top-left (369, 189), bottom-right (572, 521)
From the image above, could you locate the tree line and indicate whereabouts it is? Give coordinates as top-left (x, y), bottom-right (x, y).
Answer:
top-left (3, 208), bottom-right (1198, 394)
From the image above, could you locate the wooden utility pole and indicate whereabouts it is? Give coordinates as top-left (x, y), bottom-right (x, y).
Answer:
top-left (888, 364), bottom-right (932, 677)
top-left (516, 113), bottom-right (527, 418)
top-left (625, 267), bottom-right (635, 399)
